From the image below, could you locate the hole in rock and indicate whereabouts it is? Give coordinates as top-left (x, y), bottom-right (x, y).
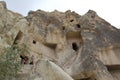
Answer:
top-left (76, 24), bottom-right (81, 28)
top-left (20, 55), bottom-right (29, 64)
top-left (33, 40), bottom-right (36, 44)
top-left (70, 19), bottom-right (74, 22)
top-left (62, 26), bottom-right (65, 30)
top-left (72, 42), bottom-right (78, 51)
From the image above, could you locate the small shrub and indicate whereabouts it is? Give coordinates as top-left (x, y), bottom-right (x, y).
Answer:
top-left (0, 44), bottom-right (27, 80)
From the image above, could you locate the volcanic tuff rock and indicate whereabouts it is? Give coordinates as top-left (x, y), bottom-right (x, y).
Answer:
top-left (0, 1), bottom-right (120, 80)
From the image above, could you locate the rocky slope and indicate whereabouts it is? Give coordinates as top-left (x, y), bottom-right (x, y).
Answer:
top-left (0, 1), bottom-right (120, 80)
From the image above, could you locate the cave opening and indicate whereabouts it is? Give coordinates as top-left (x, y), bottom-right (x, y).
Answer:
top-left (13, 31), bottom-right (23, 45)
top-left (72, 42), bottom-right (78, 51)
top-left (76, 24), bottom-right (81, 28)
top-left (70, 19), bottom-right (74, 22)
top-left (20, 55), bottom-right (28, 64)
top-left (33, 40), bottom-right (36, 44)
top-left (62, 26), bottom-right (65, 30)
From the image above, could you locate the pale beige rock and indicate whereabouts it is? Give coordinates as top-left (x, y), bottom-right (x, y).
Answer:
top-left (34, 59), bottom-right (74, 80)
top-left (0, 1), bottom-right (28, 49)
top-left (1, 1), bottom-right (120, 80)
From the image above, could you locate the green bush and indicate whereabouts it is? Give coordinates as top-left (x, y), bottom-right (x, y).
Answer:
top-left (0, 44), bottom-right (27, 80)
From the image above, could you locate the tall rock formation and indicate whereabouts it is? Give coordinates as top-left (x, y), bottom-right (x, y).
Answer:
top-left (0, 1), bottom-right (28, 49)
top-left (0, 1), bottom-right (120, 80)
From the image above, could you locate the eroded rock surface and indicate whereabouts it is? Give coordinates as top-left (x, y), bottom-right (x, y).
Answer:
top-left (0, 1), bottom-right (28, 49)
top-left (0, 1), bottom-right (120, 80)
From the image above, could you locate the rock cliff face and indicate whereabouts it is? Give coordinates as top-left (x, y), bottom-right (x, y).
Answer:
top-left (0, 1), bottom-right (120, 80)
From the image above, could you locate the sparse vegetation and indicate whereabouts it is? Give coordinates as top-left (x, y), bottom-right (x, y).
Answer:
top-left (0, 44), bottom-right (27, 80)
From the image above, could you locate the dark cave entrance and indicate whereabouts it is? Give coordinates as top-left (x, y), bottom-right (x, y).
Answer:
top-left (20, 55), bottom-right (29, 64)
top-left (33, 40), bottom-right (36, 44)
top-left (72, 42), bottom-right (78, 51)
top-left (76, 24), bottom-right (81, 28)
top-left (66, 31), bottom-right (83, 52)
